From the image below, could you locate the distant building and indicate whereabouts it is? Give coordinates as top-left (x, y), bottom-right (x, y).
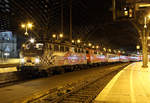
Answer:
top-left (0, 31), bottom-right (17, 58)
top-left (0, 1), bottom-right (18, 58)
top-left (0, 0), bottom-right (10, 32)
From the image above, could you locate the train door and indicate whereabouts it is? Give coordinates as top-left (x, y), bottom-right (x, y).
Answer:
top-left (86, 48), bottom-right (91, 64)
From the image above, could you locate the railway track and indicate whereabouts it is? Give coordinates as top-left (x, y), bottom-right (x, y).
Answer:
top-left (0, 63), bottom-right (126, 88)
top-left (57, 70), bottom-right (118, 103)
top-left (0, 71), bottom-right (33, 88)
top-left (26, 63), bottom-right (129, 103)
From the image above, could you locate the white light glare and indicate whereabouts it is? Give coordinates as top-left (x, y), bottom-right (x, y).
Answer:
top-left (30, 38), bottom-right (35, 43)
top-left (35, 58), bottom-right (40, 64)
top-left (20, 58), bottom-right (25, 63)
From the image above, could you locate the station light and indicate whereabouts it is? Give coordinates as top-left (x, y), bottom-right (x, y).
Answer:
top-left (52, 34), bottom-right (56, 38)
top-left (113, 50), bottom-right (116, 53)
top-left (148, 44), bottom-right (150, 46)
top-left (92, 45), bottom-right (95, 49)
top-left (27, 23), bottom-right (33, 28)
top-left (21, 22), bottom-right (33, 36)
top-left (21, 24), bottom-right (25, 28)
top-left (88, 43), bottom-right (92, 47)
top-left (148, 15), bottom-right (150, 19)
top-left (108, 49), bottom-right (111, 52)
top-left (96, 45), bottom-right (99, 49)
top-left (77, 39), bottom-right (81, 43)
top-left (24, 32), bottom-right (28, 35)
top-left (148, 36), bottom-right (150, 40)
top-left (129, 9), bottom-right (133, 17)
top-left (72, 40), bottom-right (75, 43)
top-left (103, 48), bottom-right (106, 51)
top-left (136, 45), bottom-right (140, 49)
top-left (124, 11), bottom-right (128, 16)
top-left (59, 33), bottom-right (63, 38)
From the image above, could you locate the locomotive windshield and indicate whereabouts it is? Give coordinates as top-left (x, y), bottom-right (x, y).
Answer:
top-left (21, 42), bottom-right (44, 57)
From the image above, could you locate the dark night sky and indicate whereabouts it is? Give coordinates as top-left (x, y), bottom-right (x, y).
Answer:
top-left (10, 0), bottom-right (138, 51)
top-left (87, 0), bottom-right (112, 21)
top-left (81, 0), bottom-right (138, 51)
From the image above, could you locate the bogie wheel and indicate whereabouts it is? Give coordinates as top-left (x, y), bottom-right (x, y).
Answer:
top-left (39, 70), bottom-right (48, 77)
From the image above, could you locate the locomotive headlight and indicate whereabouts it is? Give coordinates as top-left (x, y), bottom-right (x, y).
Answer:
top-left (35, 58), bottom-right (40, 64)
top-left (20, 58), bottom-right (25, 64)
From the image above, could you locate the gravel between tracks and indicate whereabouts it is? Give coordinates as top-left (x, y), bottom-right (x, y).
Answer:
top-left (24, 63), bottom-right (129, 103)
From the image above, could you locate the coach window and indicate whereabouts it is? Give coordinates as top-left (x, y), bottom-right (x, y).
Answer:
top-left (94, 51), bottom-right (97, 54)
top-left (80, 48), bottom-right (82, 53)
top-left (82, 49), bottom-right (84, 53)
top-left (50, 44), bottom-right (53, 50)
top-left (51, 44), bottom-right (54, 51)
top-left (54, 44), bottom-right (59, 51)
top-left (83, 49), bottom-right (85, 53)
top-left (65, 46), bottom-right (69, 52)
top-left (60, 45), bottom-right (64, 52)
top-left (49, 44), bottom-right (52, 50)
top-left (97, 51), bottom-right (99, 54)
top-left (86, 50), bottom-right (89, 54)
top-left (75, 48), bottom-right (77, 53)
top-left (78, 48), bottom-right (80, 53)
top-left (80, 49), bottom-right (82, 53)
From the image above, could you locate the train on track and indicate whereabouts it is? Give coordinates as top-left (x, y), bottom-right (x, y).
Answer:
top-left (17, 39), bottom-right (141, 76)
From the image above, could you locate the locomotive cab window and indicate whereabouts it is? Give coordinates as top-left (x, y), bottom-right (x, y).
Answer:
top-left (35, 43), bottom-right (43, 50)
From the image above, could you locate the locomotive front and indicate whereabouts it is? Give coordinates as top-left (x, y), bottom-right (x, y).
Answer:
top-left (17, 39), bottom-right (44, 72)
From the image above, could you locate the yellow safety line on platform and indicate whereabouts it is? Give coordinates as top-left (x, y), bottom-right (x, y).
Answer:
top-left (130, 64), bottom-right (136, 103)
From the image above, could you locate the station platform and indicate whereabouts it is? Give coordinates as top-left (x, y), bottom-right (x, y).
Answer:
top-left (0, 58), bottom-right (19, 73)
top-left (0, 58), bottom-right (19, 65)
top-left (94, 62), bottom-right (150, 103)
